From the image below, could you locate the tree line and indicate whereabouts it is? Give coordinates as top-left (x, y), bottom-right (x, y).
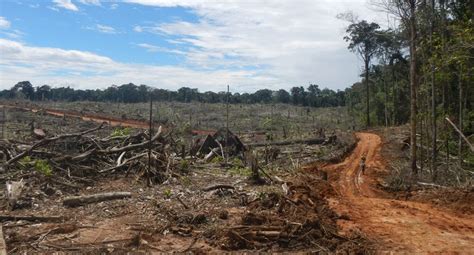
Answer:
top-left (343, 0), bottom-right (473, 182)
top-left (0, 81), bottom-right (346, 108)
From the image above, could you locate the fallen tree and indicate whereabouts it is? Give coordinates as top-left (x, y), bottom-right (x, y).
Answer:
top-left (1, 124), bottom-right (174, 184)
top-left (63, 192), bottom-right (132, 207)
top-left (246, 136), bottom-right (330, 147)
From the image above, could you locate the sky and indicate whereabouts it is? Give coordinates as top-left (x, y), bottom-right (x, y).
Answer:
top-left (0, 0), bottom-right (389, 92)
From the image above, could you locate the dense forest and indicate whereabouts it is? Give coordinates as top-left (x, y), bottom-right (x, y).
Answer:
top-left (0, 81), bottom-right (346, 108)
top-left (343, 0), bottom-right (473, 181)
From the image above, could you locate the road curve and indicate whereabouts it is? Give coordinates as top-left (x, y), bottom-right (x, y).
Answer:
top-left (325, 132), bottom-right (474, 253)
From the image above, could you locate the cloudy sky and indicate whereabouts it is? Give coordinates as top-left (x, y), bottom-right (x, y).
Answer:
top-left (0, 0), bottom-right (387, 92)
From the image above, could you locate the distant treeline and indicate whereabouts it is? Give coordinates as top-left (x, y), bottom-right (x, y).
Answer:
top-left (0, 81), bottom-right (346, 108)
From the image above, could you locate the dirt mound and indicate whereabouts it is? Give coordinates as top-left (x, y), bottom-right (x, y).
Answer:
top-left (399, 187), bottom-right (474, 215)
top-left (216, 172), bottom-right (370, 252)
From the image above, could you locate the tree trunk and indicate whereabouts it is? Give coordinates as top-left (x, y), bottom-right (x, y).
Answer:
top-left (384, 77), bottom-right (389, 127)
top-left (365, 59), bottom-right (370, 128)
top-left (430, 0), bottom-right (437, 181)
top-left (392, 66), bottom-right (398, 125)
top-left (409, 1), bottom-right (418, 177)
top-left (420, 115), bottom-right (424, 173)
top-left (458, 71), bottom-right (463, 166)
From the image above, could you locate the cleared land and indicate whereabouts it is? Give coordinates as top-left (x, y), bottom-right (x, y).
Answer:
top-left (0, 101), bottom-right (472, 253)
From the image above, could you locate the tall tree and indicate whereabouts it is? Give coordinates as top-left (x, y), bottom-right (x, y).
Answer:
top-left (429, 0), bottom-right (437, 180)
top-left (344, 20), bottom-right (381, 128)
top-left (409, 0), bottom-right (419, 176)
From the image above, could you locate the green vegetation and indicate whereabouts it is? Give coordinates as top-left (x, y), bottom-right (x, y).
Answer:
top-left (163, 189), bottom-right (172, 199)
top-left (111, 127), bottom-right (131, 137)
top-left (228, 165), bottom-right (252, 177)
top-left (2, 82), bottom-right (345, 108)
top-left (179, 159), bottom-right (190, 173)
top-left (19, 156), bottom-right (52, 176)
top-left (343, 1), bottom-right (473, 184)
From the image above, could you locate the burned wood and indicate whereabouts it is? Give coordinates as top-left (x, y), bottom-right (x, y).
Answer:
top-left (63, 192), bottom-right (132, 207)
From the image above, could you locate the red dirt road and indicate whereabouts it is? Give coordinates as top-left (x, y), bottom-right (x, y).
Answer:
top-left (1, 104), bottom-right (216, 135)
top-left (325, 132), bottom-right (474, 253)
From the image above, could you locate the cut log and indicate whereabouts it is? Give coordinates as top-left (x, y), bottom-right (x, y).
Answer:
top-left (6, 179), bottom-right (24, 210)
top-left (0, 225), bottom-right (6, 255)
top-left (63, 192), bottom-right (132, 207)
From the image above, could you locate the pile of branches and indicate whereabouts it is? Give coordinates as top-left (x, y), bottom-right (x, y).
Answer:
top-left (217, 173), bottom-right (370, 252)
top-left (1, 123), bottom-right (174, 185)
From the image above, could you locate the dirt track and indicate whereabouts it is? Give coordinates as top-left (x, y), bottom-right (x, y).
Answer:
top-left (1, 104), bottom-right (216, 135)
top-left (325, 132), bottom-right (474, 253)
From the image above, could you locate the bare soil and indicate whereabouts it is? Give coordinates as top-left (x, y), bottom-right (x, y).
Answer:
top-left (2, 103), bottom-right (473, 253)
top-left (324, 132), bottom-right (474, 253)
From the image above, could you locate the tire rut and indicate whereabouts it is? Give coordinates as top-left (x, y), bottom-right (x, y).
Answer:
top-left (325, 132), bottom-right (474, 253)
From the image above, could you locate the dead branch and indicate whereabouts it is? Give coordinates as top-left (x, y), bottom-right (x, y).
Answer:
top-left (0, 215), bottom-right (64, 222)
top-left (63, 192), bottom-right (132, 207)
top-left (176, 196), bottom-right (189, 209)
top-left (202, 184), bottom-right (235, 192)
top-left (445, 117), bottom-right (474, 152)
top-left (5, 123), bottom-right (104, 165)
top-left (97, 126), bottom-right (162, 154)
top-left (99, 153), bottom-right (147, 173)
top-left (247, 137), bottom-right (326, 147)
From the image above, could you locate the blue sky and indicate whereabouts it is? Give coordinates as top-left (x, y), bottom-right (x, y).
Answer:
top-left (0, 0), bottom-right (385, 92)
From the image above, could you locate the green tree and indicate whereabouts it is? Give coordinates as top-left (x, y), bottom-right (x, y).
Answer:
top-left (344, 20), bottom-right (381, 128)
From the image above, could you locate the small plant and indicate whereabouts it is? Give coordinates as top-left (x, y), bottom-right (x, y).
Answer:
top-left (19, 157), bottom-right (53, 176)
top-left (163, 189), bottom-right (172, 199)
top-left (19, 156), bottom-right (33, 165)
top-left (211, 156), bottom-right (223, 164)
top-left (179, 159), bottom-right (190, 173)
top-left (111, 127), bottom-right (131, 137)
top-left (34, 160), bottom-right (53, 176)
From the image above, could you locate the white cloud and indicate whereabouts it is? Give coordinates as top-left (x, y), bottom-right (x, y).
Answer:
top-left (0, 17), bottom-right (11, 29)
top-left (85, 24), bottom-right (118, 34)
top-left (1, 1), bottom-right (391, 91)
top-left (133, 26), bottom-right (143, 32)
top-left (136, 43), bottom-right (186, 55)
top-left (52, 0), bottom-right (79, 11)
top-left (78, 0), bottom-right (101, 5)
top-left (0, 39), bottom-right (274, 92)
top-left (136, 43), bottom-right (160, 52)
top-left (126, 0), bottom-right (389, 90)
top-left (0, 17), bottom-right (24, 39)
top-left (110, 3), bottom-right (119, 9)
top-left (95, 24), bottom-right (117, 34)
